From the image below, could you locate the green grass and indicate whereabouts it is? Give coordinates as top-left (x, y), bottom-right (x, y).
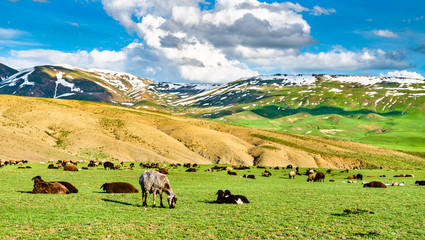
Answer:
top-left (1, 163), bottom-right (424, 239)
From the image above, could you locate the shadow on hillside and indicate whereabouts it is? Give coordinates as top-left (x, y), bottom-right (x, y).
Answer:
top-left (102, 198), bottom-right (141, 207)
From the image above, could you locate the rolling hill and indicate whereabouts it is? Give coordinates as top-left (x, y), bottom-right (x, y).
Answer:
top-left (1, 63), bottom-right (425, 154)
top-left (1, 95), bottom-right (424, 169)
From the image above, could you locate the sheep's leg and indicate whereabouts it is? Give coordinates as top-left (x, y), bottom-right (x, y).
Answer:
top-left (159, 193), bottom-right (165, 208)
top-left (152, 192), bottom-right (157, 208)
top-left (142, 190), bottom-right (147, 207)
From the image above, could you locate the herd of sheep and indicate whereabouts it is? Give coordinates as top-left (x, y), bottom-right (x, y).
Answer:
top-left (2, 159), bottom-right (425, 209)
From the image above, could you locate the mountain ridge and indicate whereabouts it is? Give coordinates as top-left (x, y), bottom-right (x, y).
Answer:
top-left (1, 63), bottom-right (425, 152)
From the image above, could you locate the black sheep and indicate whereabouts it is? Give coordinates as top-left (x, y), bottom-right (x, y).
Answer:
top-left (103, 161), bottom-right (115, 170)
top-left (224, 190), bottom-right (250, 203)
top-left (415, 180), bottom-right (425, 186)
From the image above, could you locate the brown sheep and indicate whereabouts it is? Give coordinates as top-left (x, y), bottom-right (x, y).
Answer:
top-left (100, 182), bottom-right (139, 193)
top-left (307, 173), bottom-right (316, 182)
top-left (314, 172), bottom-right (326, 182)
top-left (227, 171), bottom-right (237, 175)
top-left (347, 175), bottom-right (356, 179)
top-left (186, 168), bottom-right (196, 172)
top-left (31, 176), bottom-right (69, 194)
top-left (262, 170), bottom-right (271, 177)
top-left (54, 181), bottom-right (79, 193)
top-left (64, 164), bottom-right (78, 171)
top-left (363, 181), bottom-right (387, 188)
top-left (288, 171), bottom-right (296, 179)
top-left (157, 168), bottom-right (169, 174)
top-left (243, 174), bottom-right (255, 179)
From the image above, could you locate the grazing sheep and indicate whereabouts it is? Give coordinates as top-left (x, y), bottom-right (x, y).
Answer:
top-left (115, 162), bottom-right (123, 169)
top-left (243, 174), bottom-right (255, 179)
top-left (139, 170), bottom-right (177, 208)
top-left (186, 168), bottom-right (196, 172)
top-left (31, 176), bottom-right (69, 194)
top-left (183, 163), bottom-right (191, 168)
top-left (314, 172), bottom-right (326, 182)
top-left (262, 170), bottom-right (272, 177)
top-left (415, 180), bottom-right (425, 186)
top-left (306, 169), bottom-right (314, 175)
top-left (103, 161), bottom-right (115, 170)
top-left (157, 168), bottom-right (169, 174)
top-left (307, 173), bottom-right (316, 182)
top-left (88, 162), bottom-right (96, 167)
top-left (295, 167), bottom-right (299, 173)
top-left (356, 174), bottom-right (363, 180)
top-left (193, 164), bottom-right (198, 168)
top-left (64, 164), bottom-right (78, 171)
top-left (288, 171), bottom-right (296, 179)
top-left (363, 181), bottom-right (387, 188)
top-left (100, 182), bottom-right (139, 193)
top-left (326, 169), bottom-right (332, 174)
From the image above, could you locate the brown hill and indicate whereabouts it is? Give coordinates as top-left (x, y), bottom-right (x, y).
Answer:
top-left (0, 95), bottom-right (424, 169)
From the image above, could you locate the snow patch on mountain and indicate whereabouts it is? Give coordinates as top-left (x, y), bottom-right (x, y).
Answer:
top-left (54, 72), bottom-right (83, 99)
top-left (0, 68), bottom-right (35, 92)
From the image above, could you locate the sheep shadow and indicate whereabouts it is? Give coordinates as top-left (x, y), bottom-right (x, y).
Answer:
top-left (18, 191), bottom-right (33, 194)
top-left (101, 198), bottom-right (142, 207)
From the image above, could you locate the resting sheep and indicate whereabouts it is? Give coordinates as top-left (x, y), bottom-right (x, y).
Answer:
top-left (415, 180), bottom-right (425, 186)
top-left (139, 170), bottom-right (177, 208)
top-left (186, 168), bottom-right (196, 172)
top-left (54, 181), bottom-right (79, 193)
top-left (31, 176), bottom-right (69, 194)
top-left (215, 190), bottom-right (249, 204)
top-left (243, 174), bottom-right (255, 179)
top-left (100, 182), bottom-right (139, 193)
top-left (363, 181), bottom-right (387, 188)
top-left (64, 164), bottom-right (78, 171)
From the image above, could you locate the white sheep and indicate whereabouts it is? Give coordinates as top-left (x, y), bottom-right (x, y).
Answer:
top-left (139, 170), bottom-right (177, 208)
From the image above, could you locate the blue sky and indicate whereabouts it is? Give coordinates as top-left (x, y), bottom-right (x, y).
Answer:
top-left (0, 0), bottom-right (424, 82)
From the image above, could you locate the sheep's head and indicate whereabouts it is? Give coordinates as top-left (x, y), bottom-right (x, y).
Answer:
top-left (166, 192), bottom-right (177, 209)
top-left (31, 176), bottom-right (43, 181)
top-left (100, 183), bottom-right (109, 191)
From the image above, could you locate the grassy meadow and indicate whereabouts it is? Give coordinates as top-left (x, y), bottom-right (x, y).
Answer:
top-left (1, 163), bottom-right (424, 239)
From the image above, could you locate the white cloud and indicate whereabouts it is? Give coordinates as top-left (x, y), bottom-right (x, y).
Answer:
top-left (382, 70), bottom-right (424, 79)
top-left (2, 1), bottom-right (413, 83)
top-left (372, 29), bottom-right (399, 38)
top-left (310, 6), bottom-right (336, 16)
top-left (0, 28), bottom-right (27, 39)
top-left (100, 0), bottom-right (316, 82)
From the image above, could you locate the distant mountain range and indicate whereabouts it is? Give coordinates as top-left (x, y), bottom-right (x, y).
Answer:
top-left (1, 63), bottom-right (425, 152)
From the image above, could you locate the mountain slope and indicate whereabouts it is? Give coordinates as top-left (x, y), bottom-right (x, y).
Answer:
top-left (0, 63), bottom-right (18, 80)
top-left (175, 74), bottom-right (425, 152)
top-left (1, 95), bottom-right (424, 169)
